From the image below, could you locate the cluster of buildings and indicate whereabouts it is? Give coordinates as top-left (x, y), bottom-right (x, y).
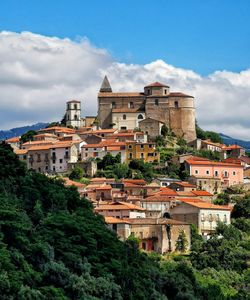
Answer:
top-left (5, 77), bottom-right (249, 254)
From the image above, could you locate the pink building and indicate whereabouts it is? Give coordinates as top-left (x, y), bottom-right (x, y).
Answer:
top-left (185, 158), bottom-right (244, 189)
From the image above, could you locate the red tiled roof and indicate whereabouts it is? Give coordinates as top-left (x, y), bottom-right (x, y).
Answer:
top-left (122, 179), bottom-right (146, 185)
top-left (67, 100), bottom-right (81, 103)
top-left (168, 92), bottom-right (193, 98)
top-left (5, 136), bottom-right (20, 143)
top-left (172, 181), bottom-right (196, 188)
top-left (222, 144), bottom-right (243, 150)
top-left (98, 92), bottom-right (144, 97)
top-left (145, 82), bottom-right (169, 88)
top-left (191, 190), bottom-right (213, 196)
top-left (95, 201), bottom-right (145, 211)
top-left (186, 159), bottom-right (244, 168)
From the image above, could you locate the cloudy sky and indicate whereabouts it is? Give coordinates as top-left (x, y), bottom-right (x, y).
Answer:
top-left (0, 1), bottom-right (250, 139)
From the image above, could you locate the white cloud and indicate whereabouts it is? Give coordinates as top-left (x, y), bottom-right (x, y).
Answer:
top-left (0, 31), bottom-right (250, 140)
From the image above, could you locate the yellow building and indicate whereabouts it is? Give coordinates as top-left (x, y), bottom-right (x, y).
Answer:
top-left (125, 141), bottom-right (159, 164)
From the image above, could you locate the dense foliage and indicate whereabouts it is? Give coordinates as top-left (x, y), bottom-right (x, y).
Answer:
top-left (0, 142), bottom-right (249, 299)
top-left (196, 122), bottom-right (223, 143)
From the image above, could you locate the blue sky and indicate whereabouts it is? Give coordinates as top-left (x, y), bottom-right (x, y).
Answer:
top-left (1, 0), bottom-right (250, 75)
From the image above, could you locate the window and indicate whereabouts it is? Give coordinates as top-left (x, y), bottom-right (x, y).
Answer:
top-left (209, 214), bottom-right (212, 222)
top-left (138, 114), bottom-right (144, 120)
top-left (67, 104), bottom-right (70, 110)
top-left (140, 144), bottom-right (144, 149)
top-left (174, 101), bottom-right (179, 108)
top-left (215, 170), bottom-right (218, 177)
top-left (164, 89), bottom-right (168, 95)
top-left (224, 214), bottom-right (227, 223)
top-left (224, 171), bottom-right (228, 177)
top-left (233, 171), bottom-right (236, 175)
top-left (195, 169), bottom-right (199, 174)
top-left (201, 213), bottom-right (205, 222)
top-left (206, 170), bottom-right (210, 175)
top-left (140, 153), bottom-right (144, 159)
top-left (129, 102), bottom-right (134, 108)
top-left (128, 144), bottom-right (132, 149)
top-left (216, 214), bottom-right (220, 222)
top-left (123, 114), bottom-right (126, 120)
top-left (121, 126), bottom-right (127, 130)
top-left (129, 153), bottom-right (133, 159)
top-left (53, 166), bottom-right (55, 172)
top-left (74, 104), bottom-right (77, 109)
top-left (59, 159), bottom-right (63, 164)
top-left (112, 102), bottom-right (116, 109)
top-left (74, 114), bottom-right (78, 120)
top-left (155, 99), bottom-right (159, 106)
top-left (147, 89), bottom-right (151, 95)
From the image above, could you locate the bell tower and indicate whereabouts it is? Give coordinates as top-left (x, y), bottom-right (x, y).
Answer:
top-left (66, 100), bottom-right (81, 128)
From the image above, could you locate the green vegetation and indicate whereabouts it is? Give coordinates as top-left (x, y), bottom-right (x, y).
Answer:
top-left (196, 121), bottom-right (223, 143)
top-left (20, 130), bottom-right (37, 143)
top-left (69, 166), bottom-right (84, 180)
top-left (175, 229), bottom-right (188, 253)
top-left (0, 142), bottom-right (249, 299)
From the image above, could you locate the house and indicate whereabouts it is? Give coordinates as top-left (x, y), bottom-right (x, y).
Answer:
top-left (95, 201), bottom-right (146, 218)
top-left (169, 181), bottom-right (196, 192)
top-left (189, 175), bottom-right (222, 194)
top-left (105, 217), bottom-right (191, 253)
top-left (185, 158), bottom-right (244, 190)
top-left (106, 131), bottom-right (147, 143)
top-left (82, 141), bottom-right (126, 162)
top-left (138, 117), bottom-right (164, 140)
top-left (16, 142), bottom-right (79, 174)
top-left (188, 139), bottom-right (223, 152)
top-left (221, 144), bottom-right (245, 159)
top-left (170, 199), bottom-right (231, 236)
top-left (154, 177), bottom-right (181, 187)
top-left (141, 195), bottom-right (176, 218)
top-left (125, 141), bottom-right (159, 163)
top-left (5, 136), bottom-right (21, 149)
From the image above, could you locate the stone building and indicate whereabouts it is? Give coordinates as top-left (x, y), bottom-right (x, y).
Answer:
top-left (66, 100), bottom-right (82, 128)
top-left (98, 77), bottom-right (196, 142)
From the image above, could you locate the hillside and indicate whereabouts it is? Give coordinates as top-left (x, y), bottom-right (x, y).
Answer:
top-left (0, 142), bottom-right (249, 299)
top-left (0, 122), bottom-right (48, 140)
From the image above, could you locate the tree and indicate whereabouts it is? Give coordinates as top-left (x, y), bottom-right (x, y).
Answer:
top-left (20, 130), bottom-right (37, 143)
top-left (69, 166), bottom-right (84, 180)
top-left (161, 124), bottom-right (169, 137)
top-left (231, 197), bottom-right (250, 219)
top-left (113, 163), bottom-right (131, 179)
top-left (175, 229), bottom-right (188, 252)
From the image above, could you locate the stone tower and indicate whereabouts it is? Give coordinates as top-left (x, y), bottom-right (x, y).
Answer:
top-left (66, 100), bottom-right (81, 128)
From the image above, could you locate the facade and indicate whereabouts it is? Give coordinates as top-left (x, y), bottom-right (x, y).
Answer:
top-left (138, 117), bottom-right (164, 140)
top-left (98, 78), bottom-right (196, 142)
top-left (15, 142), bottom-right (79, 174)
top-left (125, 141), bottom-right (159, 163)
top-left (170, 200), bottom-right (231, 236)
top-left (66, 100), bottom-right (82, 128)
top-left (106, 217), bottom-right (191, 253)
top-left (185, 158), bottom-right (244, 189)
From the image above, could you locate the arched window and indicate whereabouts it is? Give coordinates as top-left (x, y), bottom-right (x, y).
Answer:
top-left (74, 115), bottom-right (78, 120)
top-left (138, 114), bottom-right (144, 120)
top-left (123, 114), bottom-right (126, 120)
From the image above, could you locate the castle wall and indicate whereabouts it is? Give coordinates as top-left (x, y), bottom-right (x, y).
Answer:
top-left (98, 94), bottom-right (145, 128)
top-left (145, 97), bottom-right (170, 126)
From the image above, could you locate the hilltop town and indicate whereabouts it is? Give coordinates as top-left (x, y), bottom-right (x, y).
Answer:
top-left (5, 77), bottom-right (250, 253)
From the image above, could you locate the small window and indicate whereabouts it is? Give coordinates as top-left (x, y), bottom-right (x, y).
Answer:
top-left (140, 153), bottom-right (144, 159)
top-left (53, 159), bottom-right (56, 164)
top-left (128, 145), bottom-right (132, 149)
top-left (74, 114), bottom-right (78, 120)
top-left (164, 89), bottom-right (167, 95)
top-left (138, 114), bottom-right (144, 120)
top-left (215, 170), bottom-right (218, 177)
top-left (224, 171), bottom-right (228, 177)
top-left (121, 126), bottom-right (127, 130)
top-left (129, 153), bottom-right (133, 159)
top-left (174, 101), bottom-right (179, 108)
top-left (140, 144), bottom-right (144, 149)
top-left (147, 89), bottom-right (151, 95)
top-left (59, 159), bottom-right (63, 164)
top-left (206, 170), bottom-right (210, 175)
top-left (155, 99), bottom-right (159, 106)
top-left (129, 102), bottom-right (134, 108)
top-left (201, 213), bottom-right (205, 222)
top-left (216, 214), bottom-right (220, 221)
top-left (53, 166), bottom-right (55, 171)
top-left (74, 104), bottom-right (77, 109)
top-left (112, 102), bottom-right (116, 109)
top-left (223, 214), bottom-right (227, 223)
top-left (123, 114), bottom-right (126, 120)
top-left (209, 214), bottom-right (212, 222)
top-left (233, 171), bottom-right (236, 176)
top-left (195, 169), bottom-right (199, 174)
